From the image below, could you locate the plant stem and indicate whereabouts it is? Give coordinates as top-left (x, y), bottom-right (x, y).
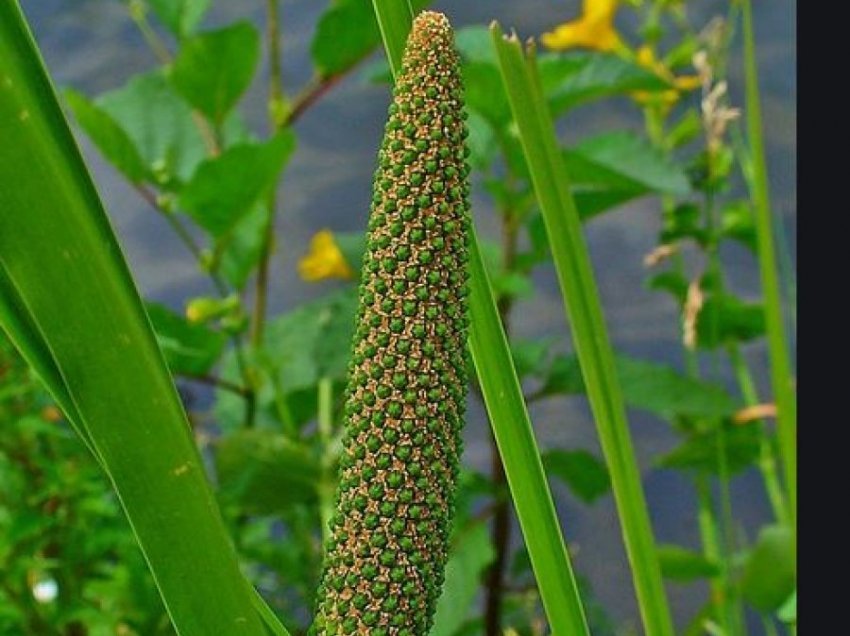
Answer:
top-left (284, 74), bottom-right (343, 126)
top-left (728, 344), bottom-right (789, 524)
top-left (252, 0), bottom-right (286, 349)
top-left (133, 184), bottom-right (256, 424)
top-left (696, 476), bottom-right (729, 635)
top-left (742, 0), bottom-right (796, 529)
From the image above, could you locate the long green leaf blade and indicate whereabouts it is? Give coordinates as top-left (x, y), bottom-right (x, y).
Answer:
top-left (467, 236), bottom-right (590, 634)
top-left (742, 0), bottom-right (796, 529)
top-left (0, 3), bottom-right (267, 634)
top-left (370, 0), bottom-right (414, 78)
top-left (370, 5), bottom-right (589, 634)
top-left (491, 25), bottom-right (675, 636)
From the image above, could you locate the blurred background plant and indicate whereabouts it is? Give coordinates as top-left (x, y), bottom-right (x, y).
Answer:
top-left (1, 0), bottom-right (795, 634)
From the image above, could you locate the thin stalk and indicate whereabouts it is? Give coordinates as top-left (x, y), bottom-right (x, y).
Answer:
top-left (742, 0), bottom-right (796, 528)
top-left (716, 425), bottom-right (745, 636)
top-left (252, 0), bottom-right (286, 349)
top-left (728, 345), bottom-right (789, 524)
top-left (696, 476), bottom-right (730, 636)
top-left (134, 184), bottom-right (256, 425)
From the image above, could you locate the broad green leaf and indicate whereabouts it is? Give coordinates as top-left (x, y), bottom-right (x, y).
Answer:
top-left (542, 449), bottom-right (611, 503)
top-left (311, 0), bottom-right (429, 76)
top-left (616, 357), bottom-right (737, 420)
top-left (540, 52), bottom-right (669, 115)
top-left (656, 545), bottom-right (720, 582)
top-left (455, 26), bottom-right (497, 65)
top-left (98, 71), bottom-right (207, 184)
top-left (64, 89), bottom-right (149, 183)
top-left (720, 200), bottom-right (758, 251)
top-left (218, 203), bottom-right (271, 289)
top-left (170, 22), bottom-right (261, 125)
top-left (646, 270), bottom-right (689, 303)
top-left (264, 288), bottom-right (358, 392)
top-left (464, 109), bottom-right (498, 170)
top-left (741, 525), bottom-right (796, 612)
top-left (179, 131), bottom-right (295, 237)
top-left (215, 430), bottom-right (320, 515)
top-left (333, 231), bottom-right (367, 277)
top-left (666, 109), bottom-right (702, 149)
top-left (777, 590), bottom-right (796, 624)
top-left (697, 294), bottom-right (766, 349)
top-left (568, 132), bottom-right (691, 198)
top-left (431, 523), bottom-right (496, 636)
top-left (0, 4), bottom-right (270, 633)
top-left (145, 302), bottom-right (227, 376)
top-left (462, 61), bottom-right (512, 128)
top-left (147, 0), bottom-right (210, 38)
top-left (540, 354), bottom-right (738, 420)
top-left (656, 424), bottom-right (761, 475)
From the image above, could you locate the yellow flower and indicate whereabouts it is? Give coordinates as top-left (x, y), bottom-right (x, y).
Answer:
top-left (633, 45), bottom-right (700, 106)
top-left (541, 0), bottom-right (624, 52)
top-left (298, 230), bottom-right (355, 282)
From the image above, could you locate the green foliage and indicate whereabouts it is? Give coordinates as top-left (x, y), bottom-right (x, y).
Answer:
top-left (656, 545), bottom-right (720, 582)
top-left (430, 523), bottom-right (495, 636)
top-left (542, 450), bottom-right (610, 504)
top-left (169, 22), bottom-right (261, 126)
top-left (146, 0), bottom-right (211, 39)
top-left (96, 71), bottom-right (209, 184)
top-left (741, 525), bottom-right (796, 612)
top-left (146, 302), bottom-right (227, 375)
top-left (1, 0), bottom-right (794, 633)
top-left (179, 132), bottom-right (295, 237)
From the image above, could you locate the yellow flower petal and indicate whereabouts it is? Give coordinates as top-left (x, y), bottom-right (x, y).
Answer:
top-left (298, 230), bottom-right (355, 282)
top-left (541, 0), bottom-right (623, 52)
top-left (632, 45), bottom-right (700, 107)
top-left (674, 74), bottom-right (702, 92)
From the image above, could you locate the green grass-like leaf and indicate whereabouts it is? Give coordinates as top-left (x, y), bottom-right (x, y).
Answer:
top-left (0, 3), bottom-right (279, 634)
top-left (491, 24), bottom-right (675, 636)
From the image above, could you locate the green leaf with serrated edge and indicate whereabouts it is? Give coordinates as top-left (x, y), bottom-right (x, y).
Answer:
top-left (543, 450), bottom-right (611, 503)
top-left (656, 424), bottom-right (761, 475)
top-left (697, 294), bottom-right (766, 349)
top-left (430, 523), bottom-right (495, 636)
top-left (741, 525), bottom-right (796, 612)
top-left (569, 132), bottom-right (691, 197)
top-left (541, 52), bottom-right (669, 115)
top-left (656, 545), bottom-right (720, 582)
top-left (311, 0), bottom-right (430, 76)
top-left (97, 71), bottom-right (206, 185)
top-left (147, 0), bottom-right (210, 38)
top-left (170, 22), bottom-right (260, 125)
top-left (540, 354), bottom-right (738, 420)
top-left (65, 89), bottom-right (149, 183)
top-left (145, 302), bottom-right (226, 376)
top-left (215, 430), bottom-right (320, 515)
top-left (179, 131), bottom-right (295, 237)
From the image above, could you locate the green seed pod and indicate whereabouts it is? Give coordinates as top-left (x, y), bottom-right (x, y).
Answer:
top-left (311, 10), bottom-right (470, 636)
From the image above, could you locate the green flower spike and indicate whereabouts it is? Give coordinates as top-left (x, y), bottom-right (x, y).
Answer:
top-left (311, 10), bottom-right (471, 636)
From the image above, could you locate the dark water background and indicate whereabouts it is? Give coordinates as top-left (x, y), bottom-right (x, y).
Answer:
top-left (20, 0), bottom-right (795, 632)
